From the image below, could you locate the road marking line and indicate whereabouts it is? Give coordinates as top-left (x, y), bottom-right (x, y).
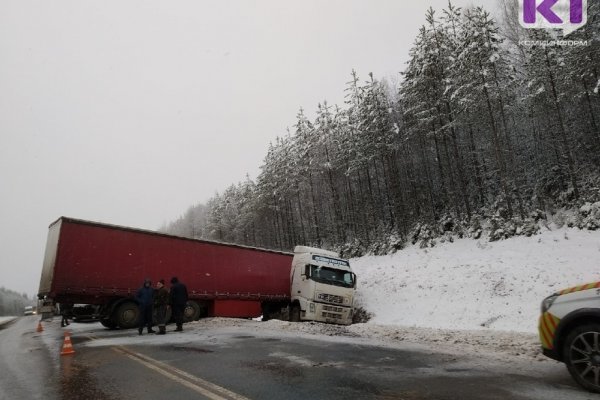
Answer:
top-left (113, 347), bottom-right (230, 400)
top-left (83, 334), bottom-right (251, 400)
top-left (113, 346), bottom-right (252, 400)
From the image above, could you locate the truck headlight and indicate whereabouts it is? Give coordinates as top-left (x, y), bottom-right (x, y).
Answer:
top-left (541, 294), bottom-right (558, 313)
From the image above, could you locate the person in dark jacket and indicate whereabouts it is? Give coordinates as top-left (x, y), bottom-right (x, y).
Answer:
top-left (135, 278), bottom-right (155, 335)
top-left (169, 276), bottom-right (188, 332)
top-left (60, 303), bottom-right (73, 327)
top-left (153, 279), bottom-right (169, 335)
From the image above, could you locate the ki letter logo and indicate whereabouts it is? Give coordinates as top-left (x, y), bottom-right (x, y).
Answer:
top-left (519, 0), bottom-right (587, 35)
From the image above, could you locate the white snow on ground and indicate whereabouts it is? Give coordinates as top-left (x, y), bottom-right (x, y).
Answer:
top-left (0, 316), bottom-right (16, 326)
top-left (351, 226), bottom-right (600, 333)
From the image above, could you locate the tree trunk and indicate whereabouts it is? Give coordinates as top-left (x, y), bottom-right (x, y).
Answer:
top-left (543, 47), bottom-right (579, 199)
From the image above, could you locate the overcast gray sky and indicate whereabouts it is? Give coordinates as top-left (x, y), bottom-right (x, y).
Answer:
top-left (0, 0), bottom-right (498, 298)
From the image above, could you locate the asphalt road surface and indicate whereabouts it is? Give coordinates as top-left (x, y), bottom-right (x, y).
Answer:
top-left (0, 316), bottom-right (596, 400)
top-left (0, 316), bottom-right (59, 400)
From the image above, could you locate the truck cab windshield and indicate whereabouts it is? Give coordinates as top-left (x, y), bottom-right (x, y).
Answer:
top-left (308, 265), bottom-right (355, 288)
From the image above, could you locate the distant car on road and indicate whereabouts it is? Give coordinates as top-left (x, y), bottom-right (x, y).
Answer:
top-left (23, 306), bottom-right (34, 316)
top-left (539, 281), bottom-right (600, 393)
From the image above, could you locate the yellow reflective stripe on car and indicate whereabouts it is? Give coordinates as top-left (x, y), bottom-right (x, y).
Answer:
top-left (558, 281), bottom-right (600, 296)
top-left (539, 312), bottom-right (560, 349)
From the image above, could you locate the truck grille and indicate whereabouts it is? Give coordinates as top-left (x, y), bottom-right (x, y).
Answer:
top-left (318, 293), bottom-right (344, 304)
top-left (323, 305), bottom-right (343, 313)
top-left (322, 312), bottom-right (342, 319)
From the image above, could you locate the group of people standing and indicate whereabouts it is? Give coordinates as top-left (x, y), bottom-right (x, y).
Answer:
top-left (135, 276), bottom-right (188, 335)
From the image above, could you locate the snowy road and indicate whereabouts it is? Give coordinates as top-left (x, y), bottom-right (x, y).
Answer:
top-left (2, 317), bottom-right (590, 400)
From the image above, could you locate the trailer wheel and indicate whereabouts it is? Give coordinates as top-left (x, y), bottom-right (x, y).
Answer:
top-left (262, 304), bottom-right (271, 322)
top-left (115, 302), bottom-right (139, 329)
top-left (290, 304), bottom-right (301, 322)
top-left (184, 301), bottom-right (201, 322)
top-left (100, 318), bottom-right (117, 329)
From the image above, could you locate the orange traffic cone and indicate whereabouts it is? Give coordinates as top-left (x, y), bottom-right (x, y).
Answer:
top-left (60, 331), bottom-right (75, 356)
top-left (36, 321), bottom-right (44, 332)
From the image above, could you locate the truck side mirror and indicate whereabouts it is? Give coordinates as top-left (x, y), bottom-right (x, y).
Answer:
top-left (353, 273), bottom-right (357, 288)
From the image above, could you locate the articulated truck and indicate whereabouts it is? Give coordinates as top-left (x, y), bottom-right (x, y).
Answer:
top-left (37, 217), bottom-right (356, 328)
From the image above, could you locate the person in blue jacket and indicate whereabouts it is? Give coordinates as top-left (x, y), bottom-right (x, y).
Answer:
top-left (135, 278), bottom-right (155, 335)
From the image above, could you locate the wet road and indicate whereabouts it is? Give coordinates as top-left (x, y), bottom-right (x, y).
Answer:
top-left (0, 316), bottom-right (59, 400)
top-left (72, 332), bottom-right (591, 400)
top-left (0, 317), bottom-right (595, 400)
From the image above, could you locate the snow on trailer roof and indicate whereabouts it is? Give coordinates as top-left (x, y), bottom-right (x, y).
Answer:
top-left (51, 216), bottom-right (294, 257)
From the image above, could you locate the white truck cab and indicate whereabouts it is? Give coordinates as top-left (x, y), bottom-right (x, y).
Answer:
top-left (539, 281), bottom-right (600, 393)
top-left (289, 246), bottom-right (356, 325)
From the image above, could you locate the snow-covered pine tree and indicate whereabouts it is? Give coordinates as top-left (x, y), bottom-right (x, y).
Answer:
top-left (457, 6), bottom-right (520, 217)
top-left (522, 28), bottom-right (580, 201)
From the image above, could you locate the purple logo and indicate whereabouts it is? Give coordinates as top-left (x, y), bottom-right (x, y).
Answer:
top-left (520, 0), bottom-right (587, 35)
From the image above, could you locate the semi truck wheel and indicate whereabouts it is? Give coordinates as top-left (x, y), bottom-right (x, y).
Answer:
top-left (261, 304), bottom-right (271, 322)
top-left (290, 304), bottom-right (301, 322)
top-left (115, 302), bottom-right (139, 329)
top-left (100, 318), bottom-right (117, 329)
top-left (184, 301), bottom-right (201, 322)
top-left (564, 323), bottom-right (600, 393)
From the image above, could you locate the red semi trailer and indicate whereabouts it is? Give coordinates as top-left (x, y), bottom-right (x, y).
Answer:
top-left (38, 217), bottom-right (294, 329)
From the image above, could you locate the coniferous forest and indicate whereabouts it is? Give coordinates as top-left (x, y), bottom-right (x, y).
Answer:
top-left (0, 288), bottom-right (34, 316)
top-left (163, 1), bottom-right (600, 256)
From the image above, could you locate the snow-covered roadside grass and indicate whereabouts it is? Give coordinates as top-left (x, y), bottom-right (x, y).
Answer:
top-left (351, 226), bottom-right (600, 333)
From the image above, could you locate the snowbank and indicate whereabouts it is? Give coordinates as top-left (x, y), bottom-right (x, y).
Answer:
top-left (0, 316), bottom-right (17, 326)
top-left (351, 227), bottom-right (600, 333)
